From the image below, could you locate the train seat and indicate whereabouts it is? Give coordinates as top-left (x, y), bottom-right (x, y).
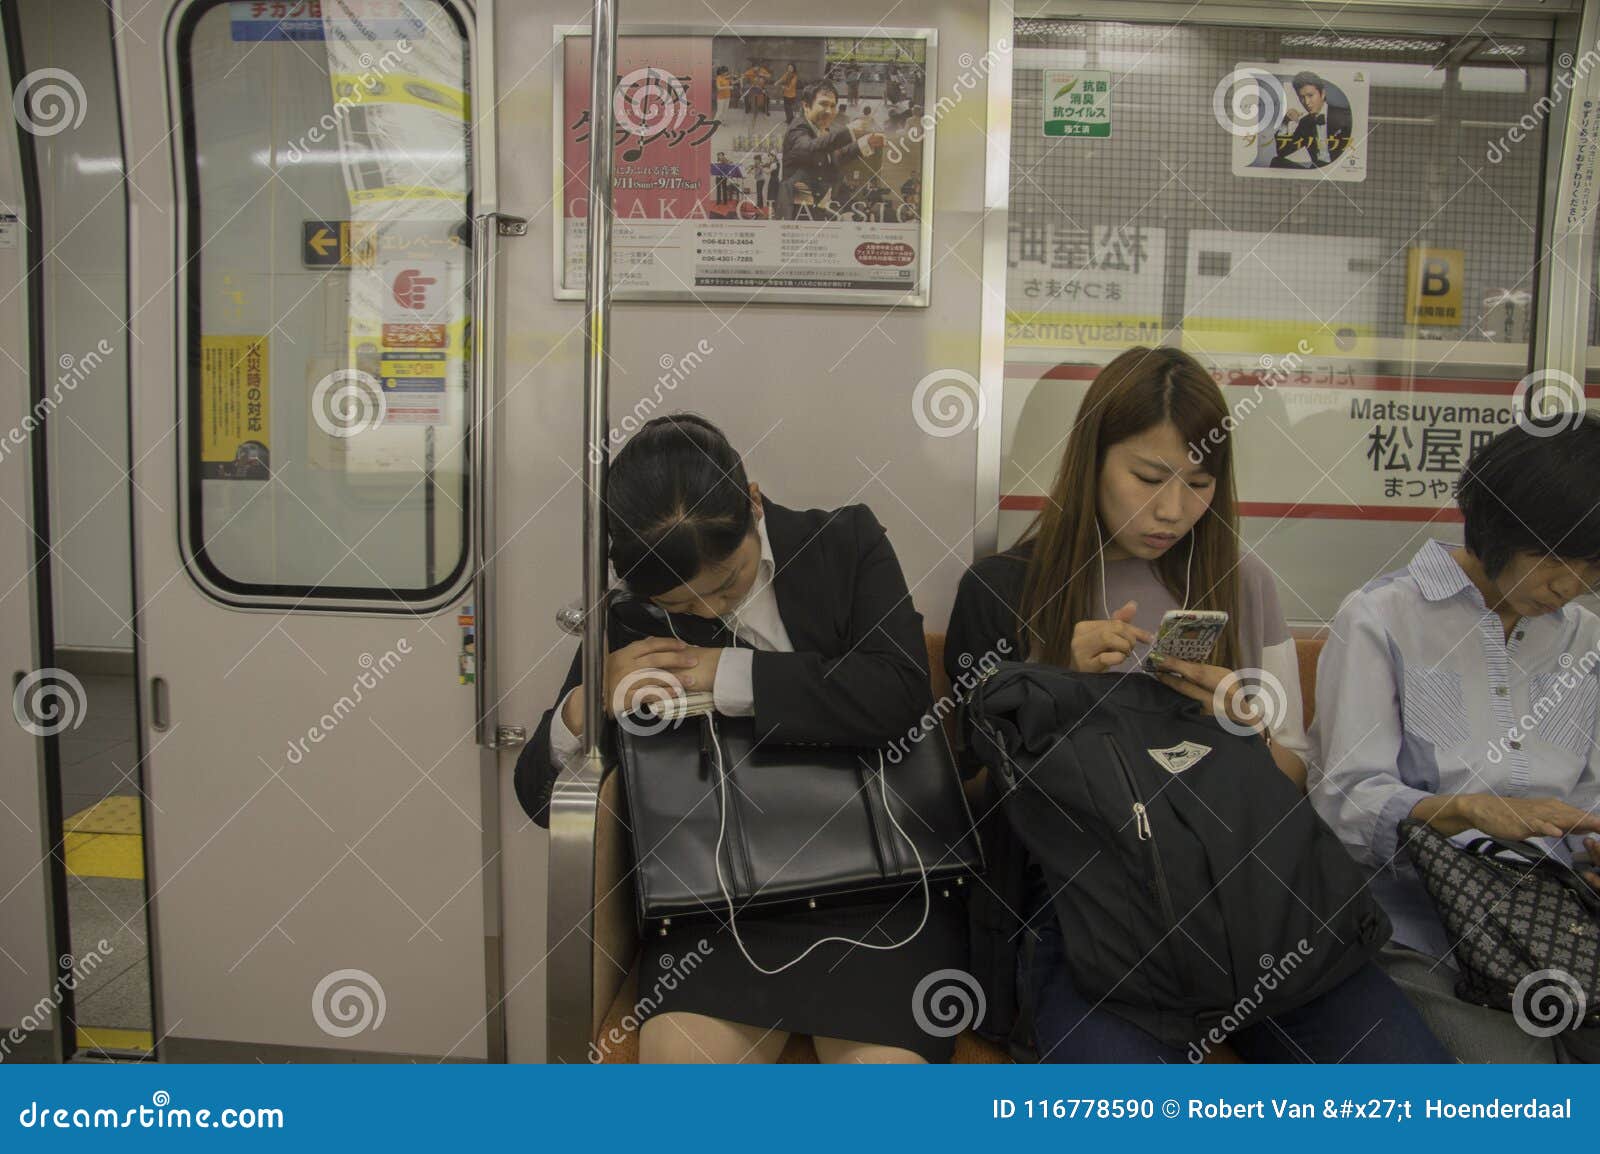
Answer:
top-left (569, 632), bottom-right (1328, 1063)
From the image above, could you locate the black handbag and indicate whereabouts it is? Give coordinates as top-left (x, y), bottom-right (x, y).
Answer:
top-left (1399, 818), bottom-right (1600, 1030)
top-left (616, 709), bottom-right (984, 942)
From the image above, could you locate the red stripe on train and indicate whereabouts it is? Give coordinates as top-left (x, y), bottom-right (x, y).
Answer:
top-left (997, 494), bottom-right (1463, 523)
top-left (1006, 362), bottom-right (1600, 398)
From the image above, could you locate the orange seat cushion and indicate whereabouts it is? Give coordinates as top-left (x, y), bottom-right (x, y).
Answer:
top-left (1295, 634), bottom-right (1324, 730)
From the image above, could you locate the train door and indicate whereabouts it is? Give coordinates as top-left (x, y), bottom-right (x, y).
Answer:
top-left (118, 0), bottom-right (515, 1060)
top-left (0, 1), bottom-right (70, 1067)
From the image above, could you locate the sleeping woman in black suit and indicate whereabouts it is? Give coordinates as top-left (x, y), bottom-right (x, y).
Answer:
top-left (513, 413), bottom-right (967, 1063)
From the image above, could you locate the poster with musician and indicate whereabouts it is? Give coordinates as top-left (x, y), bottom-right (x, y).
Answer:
top-left (557, 28), bottom-right (935, 305)
top-left (1221, 62), bottom-right (1369, 183)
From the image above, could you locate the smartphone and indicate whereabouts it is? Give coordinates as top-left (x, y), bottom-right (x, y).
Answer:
top-left (1143, 609), bottom-right (1229, 670)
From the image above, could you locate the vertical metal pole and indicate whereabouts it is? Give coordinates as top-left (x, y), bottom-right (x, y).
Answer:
top-left (546, 0), bottom-right (619, 1063)
top-left (581, 0), bottom-right (616, 761)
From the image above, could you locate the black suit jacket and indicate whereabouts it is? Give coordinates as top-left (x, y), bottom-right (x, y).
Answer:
top-left (512, 498), bottom-right (933, 827)
top-left (780, 117), bottom-right (865, 211)
top-left (1274, 104), bottom-right (1353, 167)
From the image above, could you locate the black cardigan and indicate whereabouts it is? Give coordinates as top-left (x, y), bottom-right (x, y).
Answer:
top-left (512, 498), bottom-right (933, 827)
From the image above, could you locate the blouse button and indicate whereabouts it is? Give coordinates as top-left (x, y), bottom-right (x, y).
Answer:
top-left (1495, 687), bottom-right (1508, 696)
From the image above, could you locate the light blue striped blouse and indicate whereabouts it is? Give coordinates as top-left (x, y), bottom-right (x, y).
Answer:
top-left (1308, 538), bottom-right (1600, 960)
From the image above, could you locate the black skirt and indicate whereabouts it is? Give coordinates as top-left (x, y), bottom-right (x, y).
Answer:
top-left (639, 886), bottom-right (970, 1062)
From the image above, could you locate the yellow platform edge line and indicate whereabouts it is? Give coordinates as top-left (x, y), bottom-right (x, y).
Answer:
top-left (76, 1025), bottom-right (153, 1054)
top-left (63, 832), bottom-right (144, 880)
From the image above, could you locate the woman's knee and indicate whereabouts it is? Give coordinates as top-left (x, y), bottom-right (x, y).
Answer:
top-left (813, 1036), bottom-right (925, 1064)
top-left (639, 1012), bottom-right (787, 1064)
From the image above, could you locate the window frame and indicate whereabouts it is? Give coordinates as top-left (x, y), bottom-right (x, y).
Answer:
top-left (976, 0), bottom-right (1588, 576)
top-left (166, 0), bottom-right (476, 613)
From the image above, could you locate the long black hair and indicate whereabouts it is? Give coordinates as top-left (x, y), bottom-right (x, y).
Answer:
top-left (606, 414), bottom-right (753, 598)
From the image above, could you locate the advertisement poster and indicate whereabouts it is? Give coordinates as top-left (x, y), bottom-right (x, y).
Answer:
top-left (1226, 62), bottom-right (1368, 182)
top-left (199, 335), bottom-right (270, 480)
top-left (558, 29), bottom-right (934, 304)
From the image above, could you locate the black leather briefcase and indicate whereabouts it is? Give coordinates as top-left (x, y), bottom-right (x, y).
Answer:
top-left (616, 712), bottom-right (984, 929)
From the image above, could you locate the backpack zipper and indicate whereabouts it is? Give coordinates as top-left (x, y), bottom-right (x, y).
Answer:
top-left (1103, 735), bottom-right (1178, 931)
top-left (1103, 733), bottom-right (1201, 1009)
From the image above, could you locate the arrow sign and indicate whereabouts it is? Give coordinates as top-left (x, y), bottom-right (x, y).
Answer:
top-left (308, 227), bottom-right (337, 257)
top-left (301, 220), bottom-right (373, 268)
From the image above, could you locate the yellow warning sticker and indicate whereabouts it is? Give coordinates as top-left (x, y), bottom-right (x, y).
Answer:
top-left (199, 335), bottom-right (270, 480)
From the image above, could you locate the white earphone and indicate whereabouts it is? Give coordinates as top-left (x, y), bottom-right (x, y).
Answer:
top-left (1094, 518), bottom-right (1194, 619)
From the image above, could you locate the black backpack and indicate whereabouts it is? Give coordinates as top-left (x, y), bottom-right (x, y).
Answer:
top-left (963, 661), bottom-right (1390, 1050)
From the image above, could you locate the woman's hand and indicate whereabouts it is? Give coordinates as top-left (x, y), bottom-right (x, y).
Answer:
top-left (1148, 654), bottom-right (1306, 789)
top-left (680, 646), bottom-right (723, 690)
top-left (1070, 600), bottom-right (1154, 673)
top-left (560, 637), bottom-right (706, 739)
top-left (1147, 653), bottom-right (1267, 732)
top-left (1580, 835), bottom-right (1600, 891)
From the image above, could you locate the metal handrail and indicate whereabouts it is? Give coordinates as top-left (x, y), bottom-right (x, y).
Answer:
top-left (546, 0), bottom-right (619, 1065)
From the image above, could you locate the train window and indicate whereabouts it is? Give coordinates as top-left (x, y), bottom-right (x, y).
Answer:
top-left (998, 18), bottom-right (1551, 620)
top-left (174, 0), bottom-right (471, 605)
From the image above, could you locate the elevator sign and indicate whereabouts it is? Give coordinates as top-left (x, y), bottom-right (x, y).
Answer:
top-left (1404, 247), bottom-right (1463, 327)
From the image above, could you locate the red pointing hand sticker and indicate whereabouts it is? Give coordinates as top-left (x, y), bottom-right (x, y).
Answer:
top-left (391, 267), bottom-right (438, 311)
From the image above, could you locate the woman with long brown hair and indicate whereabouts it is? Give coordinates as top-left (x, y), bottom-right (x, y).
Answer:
top-left (945, 345), bottom-right (1446, 1062)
